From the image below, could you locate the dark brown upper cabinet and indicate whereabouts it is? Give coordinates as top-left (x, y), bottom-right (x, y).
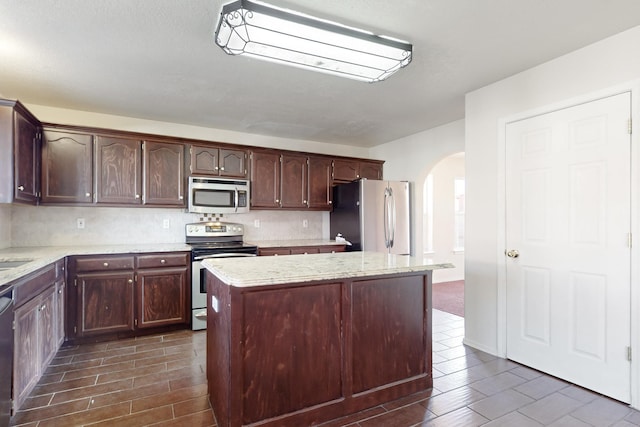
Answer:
top-left (0, 99), bottom-right (41, 204)
top-left (250, 150), bottom-right (281, 208)
top-left (250, 150), bottom-right (334, 211)
top-left (190, 145), bottom-right (248, 178)
top-left (41, 129), bottom-right (94, 204)
top-left (95, 136), bottom-right (142, 205)
top-left (143, 140), bottom-right (185, 206)
top-left (332, 159), bottom-right (383, 183)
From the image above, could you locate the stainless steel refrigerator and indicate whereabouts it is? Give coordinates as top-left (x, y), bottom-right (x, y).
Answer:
top-left (330, 179), bottom-right (411, 255)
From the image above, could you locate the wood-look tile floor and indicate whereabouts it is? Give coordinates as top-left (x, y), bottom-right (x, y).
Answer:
top-left (11, 310), bottom-right (640, 426)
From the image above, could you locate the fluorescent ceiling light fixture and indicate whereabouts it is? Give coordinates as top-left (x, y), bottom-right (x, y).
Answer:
top-left (214, 0), bottom-right (412, 82)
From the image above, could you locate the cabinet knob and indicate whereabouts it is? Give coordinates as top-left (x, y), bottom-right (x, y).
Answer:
top-left (128, 279), bottom-right (133, 284)
top-left (220, 167), bottom-right (225, 171)
top-left (86, 192), bottom-right (91, 198)
top-left (40, 304), bottom-right (46, 312)
top-left (160, 259), bottom-right (166, 264)
top-left (329, 201), bottom-right (332, 204)
top-left (303, 200), bottom-right (307, 204)
top-left (103, 262), bottom-right (109, 267)
top-left (179, 195), bottom-right (184, 200)
top-left (275, 199), bottom-right (280, 203)
top-left (17, 185), bottom-right (24, 191)
top-left (215, 166), bottom-right (219, 170)
top-left (135, 194), bottom-right (140, 199)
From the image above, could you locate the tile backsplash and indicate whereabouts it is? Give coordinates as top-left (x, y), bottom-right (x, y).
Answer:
top-left (9, 205), bottom-right (328, 247)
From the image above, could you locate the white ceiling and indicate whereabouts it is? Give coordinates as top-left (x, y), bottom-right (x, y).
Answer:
top-left (2, 1), bottom-right (640, 147)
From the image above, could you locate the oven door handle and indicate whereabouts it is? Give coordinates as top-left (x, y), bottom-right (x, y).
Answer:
top-left (194, 253), bottom-right (257, 261)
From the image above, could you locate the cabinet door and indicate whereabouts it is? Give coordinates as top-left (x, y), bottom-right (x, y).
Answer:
top-left (190, 145), bottom-right (219, 176)
top-left (39, 285), bottom-right (58, 369)
top-left (95, 136), bottom-right (142, 204)
top-left (250, 151), bottom-right (281, 208)
top-left (41, 130), bottom-right (93, 204)
top-left (137, 267), bottom-right (188, 328)
top-left (13, 296), bottom-right (40, 409)
top-left (13, 110), bottom-right (40, 204)
top-left (143, 141), bottom-right (185, 206)
top-left (280, 154), bottom-right (308, 209)
top-left (219, 148), bottom-right (248, 178)
top-left (55, 279), bottom-right (66, 347)
top-left (359, 161), bottom-right (383, 180)
top-left (332, 159), bottom-right (360, 182)
top-left (76, 272), bottom-right (135, 336)
top-left (307, 156), bottom-right (333, 209)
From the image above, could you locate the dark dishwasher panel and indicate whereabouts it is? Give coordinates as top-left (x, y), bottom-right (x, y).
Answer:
top-left (0, 287), bottom-right (13, 427)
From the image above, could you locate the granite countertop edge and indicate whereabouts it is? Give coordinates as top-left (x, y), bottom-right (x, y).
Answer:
top-left (249, 239), bottom-right (347, 248)
top-left (203, 251), bottom-right (454, 288)
top-left (0, 243), bottom-right (192, 287)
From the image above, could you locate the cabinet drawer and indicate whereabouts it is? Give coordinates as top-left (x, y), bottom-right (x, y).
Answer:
top-left (136, 253), bottom-right (189, 269)
top-left (73, 256), bottom-right (135, 272)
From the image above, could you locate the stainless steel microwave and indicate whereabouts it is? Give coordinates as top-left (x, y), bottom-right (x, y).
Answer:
top-left (188, 177), bottom-right (250, 214)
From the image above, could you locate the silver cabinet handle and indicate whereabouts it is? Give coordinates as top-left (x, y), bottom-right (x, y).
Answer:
top-left (18, 185), bottom-right (24, 191)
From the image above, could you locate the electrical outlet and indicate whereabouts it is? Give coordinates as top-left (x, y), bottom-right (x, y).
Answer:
top-left (163, 219), bottom-right (170, 229)
top-left (254, 219), bottom-right (260, 228)
top-left (302, 219), bottom-right (308, 228)
top-left (77, 218), bottom-right (85, 229)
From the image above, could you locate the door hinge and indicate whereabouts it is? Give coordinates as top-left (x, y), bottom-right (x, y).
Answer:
top-left (74, 279), bottom-right (77, 287)
top-left (12, 320), bottom-right (15, 331)
top-left (73, 326), bottom-right (77, 334)
top-left (628, 346), bottom-right (632, 361)
top-left (628, 118), bottom-right (632, 134)
top-left (134, 318), bottom-right (138, 327)
top-left (628, 233), bottom-right (632, 248)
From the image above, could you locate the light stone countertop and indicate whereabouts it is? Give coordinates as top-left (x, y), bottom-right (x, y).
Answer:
top-left (202, 251), bottom-right (453, 288)
top-left (249, 239), bottom-right (347, 248)
top-left (0, 244), bottom-right (191, 288)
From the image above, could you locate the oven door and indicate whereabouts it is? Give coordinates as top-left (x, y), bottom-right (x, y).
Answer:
top-left (191, 252), bottom-right (256, 330)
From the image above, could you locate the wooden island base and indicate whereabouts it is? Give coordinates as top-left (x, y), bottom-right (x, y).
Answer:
top-left (204, 252), bottom-right (444, 427)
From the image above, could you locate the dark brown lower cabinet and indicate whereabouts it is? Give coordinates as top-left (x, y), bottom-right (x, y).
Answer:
top-left (76, 271), bottom-right (135, 336)
top-left (207, 271), bottom-right (432, 427)
top-left (68, 252), bottom-right (190, 342)
top-left (137, 267), bottom-right (188, 328)
top-left (12, 262), bottom-right (65, 411)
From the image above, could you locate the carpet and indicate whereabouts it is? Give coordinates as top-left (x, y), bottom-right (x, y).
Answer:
top-left (432, 280), bottom-right (464, 317)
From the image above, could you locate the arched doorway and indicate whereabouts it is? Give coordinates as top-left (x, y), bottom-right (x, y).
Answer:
top-left (423, 152), bottom-right (465, 316)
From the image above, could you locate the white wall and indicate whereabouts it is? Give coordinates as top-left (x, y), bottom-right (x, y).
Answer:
top-left (370, 119), bottom-right (465, 259)
top-left (464, 25), bottom-right (640, 360)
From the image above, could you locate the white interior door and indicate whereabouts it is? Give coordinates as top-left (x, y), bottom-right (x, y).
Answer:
top-left (505, 92), bottom-right (631, 402)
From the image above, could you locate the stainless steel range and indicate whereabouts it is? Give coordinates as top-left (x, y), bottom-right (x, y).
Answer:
top-left (186, 221), bottom-right (257, 330)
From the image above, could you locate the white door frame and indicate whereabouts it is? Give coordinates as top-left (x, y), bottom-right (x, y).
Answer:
top-left (496, 81), bottom-right (640, 408)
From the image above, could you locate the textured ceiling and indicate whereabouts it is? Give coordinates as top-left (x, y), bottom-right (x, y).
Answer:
top-left (1, 1), bottom-right (640, 147)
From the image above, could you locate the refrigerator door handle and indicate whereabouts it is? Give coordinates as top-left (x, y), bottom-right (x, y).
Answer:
top-left (384, 187), bottom-right (390, 248)
top-left (389, 189), bottom-right (396, 248)
top-left (384, 187), bottom-right (396, 249)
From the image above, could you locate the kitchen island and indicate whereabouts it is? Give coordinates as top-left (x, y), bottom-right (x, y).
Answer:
top-left (203, 251), bottom-right (452, 427)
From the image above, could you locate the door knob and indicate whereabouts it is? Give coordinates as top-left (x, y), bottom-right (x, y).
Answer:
top-left (506, 249), bottom-right (520, 258)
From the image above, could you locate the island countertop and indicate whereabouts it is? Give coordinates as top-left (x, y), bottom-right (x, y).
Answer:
top-left (202, 251), bottom-right (453, 287)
